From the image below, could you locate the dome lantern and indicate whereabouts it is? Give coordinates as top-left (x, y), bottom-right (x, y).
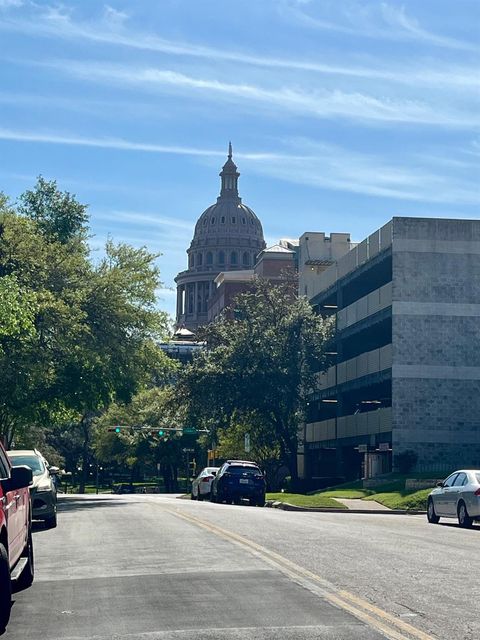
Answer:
top-left (219, 142), bottom-right (240, 199)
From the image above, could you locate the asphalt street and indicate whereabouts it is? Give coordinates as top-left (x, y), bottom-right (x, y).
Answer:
top-left (4, 494), bottom-right (479, 640)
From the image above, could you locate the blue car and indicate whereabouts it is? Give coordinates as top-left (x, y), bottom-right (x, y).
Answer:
top-left (210, 460), bottom-right (265, 506)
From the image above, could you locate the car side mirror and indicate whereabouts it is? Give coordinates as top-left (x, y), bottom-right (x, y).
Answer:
top-left (436, 481), bottom-right (444, 488)
top-left (3, 465), bottom-right (33, 492)
top-left (49, 466), bottom-right (60, 475)
top-left (211, 471), bottom-right (217, 476)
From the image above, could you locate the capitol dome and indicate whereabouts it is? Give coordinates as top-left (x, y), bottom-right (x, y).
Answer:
top-left (174, 143), bottom-right (266, 331)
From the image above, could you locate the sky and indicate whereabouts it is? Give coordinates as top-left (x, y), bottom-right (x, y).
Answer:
top-left (0, 0), bottom-right (479, 321)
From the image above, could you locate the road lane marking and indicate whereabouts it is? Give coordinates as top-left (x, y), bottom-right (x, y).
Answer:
top-left (161, 506), bottom-right (436, 640)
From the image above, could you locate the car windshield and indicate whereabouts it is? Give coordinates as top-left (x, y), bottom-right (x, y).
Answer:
top-left (228, 466), bottom-right (261, 475)
top-left (9, 455), bottom-right (45, 476)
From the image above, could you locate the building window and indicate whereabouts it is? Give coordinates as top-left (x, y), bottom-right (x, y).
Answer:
top-left (218, 251), bottom-right (225, 264)
top-left (211, 217), bottom-right (215, 224)
top-left (221, 216), bottom-right (225, 223)
top-left (242, 217), bottom-right (246, 224)
top-left (232, 216), bottom-right (236, 224)
top-left (197, 253), bottom-right (203, 266)
top-left (203, 218), bottom-right (207, 226)
top-left (206, 251), bottom-right (213, 265)
top-left (242, 252), bottom-right (249, 265)
top-left (231, 251), bottom-right (237, 265)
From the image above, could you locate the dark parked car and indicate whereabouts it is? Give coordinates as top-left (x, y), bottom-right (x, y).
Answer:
top-left (210, 460), bottom-right (265, 506)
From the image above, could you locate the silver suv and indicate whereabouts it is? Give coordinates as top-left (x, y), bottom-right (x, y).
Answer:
top-left (7, 450), bottom-right (58, 529)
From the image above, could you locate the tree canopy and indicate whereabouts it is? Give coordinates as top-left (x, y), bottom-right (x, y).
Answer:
top-left (177, 277), bottom-right (332, 487)
top-left (0, 178), bottom-right (172, 476)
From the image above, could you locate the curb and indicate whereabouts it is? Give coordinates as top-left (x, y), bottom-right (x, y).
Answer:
top-left (264, 500), bottom-right (426, 515)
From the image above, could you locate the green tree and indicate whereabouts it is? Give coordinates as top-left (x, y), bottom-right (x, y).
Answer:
top-left (177, 278), bottom-right (332, 489)
top-left (94, 386), bottom-right (184, 491)
top-left (0, 180), bottom-right (172, 485)
top-left (18, 176), bottom-right (88, 244)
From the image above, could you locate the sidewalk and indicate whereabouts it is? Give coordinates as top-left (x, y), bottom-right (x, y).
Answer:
top-left (333, 498), bottom-right (391, 511)
top-left (265, 499), bottom-right (426, 515)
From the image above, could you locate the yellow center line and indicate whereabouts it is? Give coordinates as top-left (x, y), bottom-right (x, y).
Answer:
top-left (161, 506), bottom-right (437, 640)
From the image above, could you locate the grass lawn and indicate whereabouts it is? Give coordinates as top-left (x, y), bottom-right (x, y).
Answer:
top-left (363, 488), bottom-right (431, 510)
top-left (265, 472), bottom-right (433, 510)
top-left (266, 492), bottom-right (347, 509)
top-left (311, 475), bottom-right (431, 511)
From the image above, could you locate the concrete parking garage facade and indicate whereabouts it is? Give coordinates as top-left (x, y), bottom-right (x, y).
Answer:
top-left (300, 217), bottom-right (480, 484)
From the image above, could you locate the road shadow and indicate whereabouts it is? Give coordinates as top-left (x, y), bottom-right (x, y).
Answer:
top-left (56, 496), bottom-right (131, 513)
top-left (437, 522), bottom-right (480, 531)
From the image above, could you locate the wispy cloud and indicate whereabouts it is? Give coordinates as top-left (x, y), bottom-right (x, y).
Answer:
top-left (248, 138), bottom-right (480, 206)
top-left (0, 0), bottom-right (23, 8)
top-left (284, 1), bottom-right (478, 52)
top-left (1, 5), bottom-right (478, 93)
top-left (0, 127), bottom-right (227, 157)
top-left (95, 209), bottom-right (194, 232)
top-left (36, 60), bottom-right (480, 129)
top-left (0, 127), bottom-right (477, 206)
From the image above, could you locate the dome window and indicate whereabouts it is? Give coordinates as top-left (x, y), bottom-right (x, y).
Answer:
top-left (242, 217), bottom-right (246, 224)
top-left (206, 251), bottom-right (213, 265)
top-left (197, 253), bottom-right (203, 266)
top-left (211, 217), bottom-right (216, 224)
top-left (231, 251), bottom-right (237, 265)
top-left (231, 216), bottom-right (236, 224)
top-left (218, 251), bottom-right (225, 264)
top-left (188, 254), bottom-right (194, 268)
top-left (203, 218), bottom-right (207, 226)
top-left (242, 252), bottom-right (249, 265)
top-left (221, 216), bottom-right (225, 223)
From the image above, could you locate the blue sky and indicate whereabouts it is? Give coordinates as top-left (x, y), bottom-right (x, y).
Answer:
top-left (0, 0), bottom-right (479, 321)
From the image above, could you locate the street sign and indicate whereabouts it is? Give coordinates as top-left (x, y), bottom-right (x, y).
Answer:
top-left (358, 444), bottom-right (368, 453)
top-left (183, 427), bottom-right (197, 435)
top-left (244, 433), bottom-right (250, 453)
top-left (379, 442), bottom-right (390, 451)
top-left (182, 448), bottom-right (195, 453)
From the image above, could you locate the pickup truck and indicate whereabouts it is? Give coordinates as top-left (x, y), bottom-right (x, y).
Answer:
top-left (0, 442), bottom-right (34, 630)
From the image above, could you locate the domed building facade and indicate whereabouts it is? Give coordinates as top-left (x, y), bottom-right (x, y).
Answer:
top-left (175, 144), bottom-right (266, 330)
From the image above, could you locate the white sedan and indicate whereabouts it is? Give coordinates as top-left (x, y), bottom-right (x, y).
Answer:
top-left (191, 467), bottom-right (219, 501)
top-left (427, 469), bottom-right (480, 527)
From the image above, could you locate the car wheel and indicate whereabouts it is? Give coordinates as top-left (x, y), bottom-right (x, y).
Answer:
top-left (458, 501), bottom-right (473, 528)
top-left (233, 496), bottom-right (241, 505)
top-left (210, 492), bottom-right (217, 503)
top-left (190, 491), bottom-right (195, 500)
top-left (0, 543), bottom-right (11, 631)
top-left (197, 492), bottom-right (203, 502)
top-left (427, 499), bottom-right (440, 524)
top-left (257, 494), bottom-right (265, 507)
top-left (44, 513), bottom-right (57, 529)
top-left (16, 532), bottom-right (34, 591)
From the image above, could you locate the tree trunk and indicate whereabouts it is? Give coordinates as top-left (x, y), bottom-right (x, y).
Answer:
top-left (79, 414), bottom-right (91, 494)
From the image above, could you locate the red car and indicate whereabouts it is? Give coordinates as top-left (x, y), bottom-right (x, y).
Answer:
top-left (0, 442), bottom-right (34, 630)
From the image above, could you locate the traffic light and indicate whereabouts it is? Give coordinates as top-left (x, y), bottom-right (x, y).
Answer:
top-left (107, 426), bottom-right (123, 433)
top-left (158, 430), bottom-right (164, 436)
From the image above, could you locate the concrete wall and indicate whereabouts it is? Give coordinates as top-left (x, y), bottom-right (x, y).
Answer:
top-left (391, 217), bottom-right (480, 470)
